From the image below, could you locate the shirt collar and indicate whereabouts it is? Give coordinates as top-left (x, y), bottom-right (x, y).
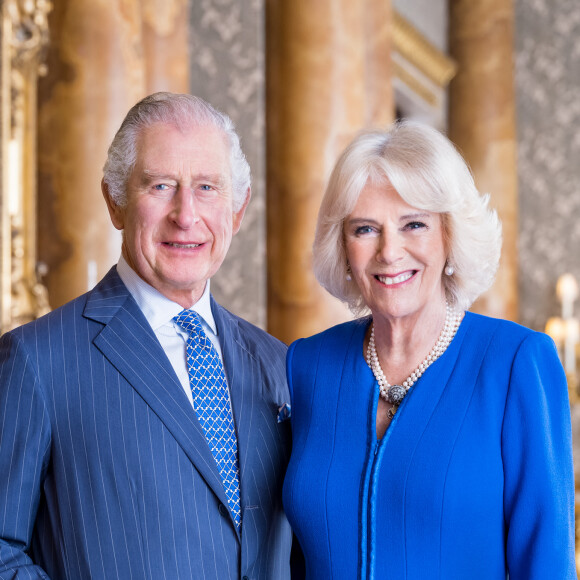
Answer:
top-left (116, 255), bottom-right (217, 335)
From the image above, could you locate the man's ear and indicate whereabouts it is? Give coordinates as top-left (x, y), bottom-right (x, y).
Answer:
top-left (101, 179), bottom-right (125, 231)
top-left (232, 187), bottom-right (251, 235)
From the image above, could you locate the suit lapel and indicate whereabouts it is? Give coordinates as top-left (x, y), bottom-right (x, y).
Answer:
top-left (84, 268), bottom-right (230, 510)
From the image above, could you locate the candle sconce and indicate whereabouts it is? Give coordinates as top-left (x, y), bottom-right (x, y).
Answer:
top-left (545, 273), bottom-right (580, 402)
top-left (545, 274), bottom-right (580, 573)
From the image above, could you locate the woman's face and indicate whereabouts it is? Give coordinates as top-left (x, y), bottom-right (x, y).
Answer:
top-left (344, 180), bottom-right (447, 324)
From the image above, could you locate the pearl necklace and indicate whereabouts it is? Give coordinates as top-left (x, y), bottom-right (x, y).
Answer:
top-left (366, 303), bottom-right (463, 418)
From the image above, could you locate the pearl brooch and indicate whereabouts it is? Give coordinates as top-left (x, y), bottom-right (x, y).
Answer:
top-left (366, 303), bottom-right (463, 418)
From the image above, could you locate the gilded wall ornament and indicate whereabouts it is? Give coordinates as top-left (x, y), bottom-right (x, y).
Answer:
top-left (1, 0), bottom-right (52, 332)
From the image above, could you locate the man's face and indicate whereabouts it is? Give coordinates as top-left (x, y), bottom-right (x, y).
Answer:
top-left (104, 122), bottom-right (249, 308)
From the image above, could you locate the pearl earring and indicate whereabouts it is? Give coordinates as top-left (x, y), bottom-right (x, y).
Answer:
top-left (346, 263), bottom-right (352, 281)
top-left (445, 262), bottom-right (454, 276)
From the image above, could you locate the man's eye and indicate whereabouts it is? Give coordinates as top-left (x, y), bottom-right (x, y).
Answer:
top-left (200, 184), bottom-right (213, 191)
top-left (153, 184), bottom-right (170, 191)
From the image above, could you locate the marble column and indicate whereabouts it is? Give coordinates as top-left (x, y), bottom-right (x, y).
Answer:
top-left (142, 0), bottom-right (189, 94)
top-left (266, 0), bottom-right (394, 344)
top-left (448, 0), bottom-right (518, 320)
top-left (37, 0), bottom-right (188, 309)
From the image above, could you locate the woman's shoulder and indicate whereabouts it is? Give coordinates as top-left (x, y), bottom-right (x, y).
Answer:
top-left (463, 311), bottom-right (556, 356)
top-left (288, 317), bottom-right (370, 365)
top-left (465, 310), bottom-right (544, 339)
top-left (457, 313), bottom-right (565, 407)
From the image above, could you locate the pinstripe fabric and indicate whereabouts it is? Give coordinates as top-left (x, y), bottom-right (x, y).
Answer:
top-left (0, 267), bottom-right (292, 580)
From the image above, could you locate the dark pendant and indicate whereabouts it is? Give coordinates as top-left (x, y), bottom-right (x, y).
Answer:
top-left (386, 384), bottom-right (406, 405)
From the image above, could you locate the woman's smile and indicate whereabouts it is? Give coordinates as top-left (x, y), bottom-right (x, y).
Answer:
top-left (375, 270), bottom-right (416, 286)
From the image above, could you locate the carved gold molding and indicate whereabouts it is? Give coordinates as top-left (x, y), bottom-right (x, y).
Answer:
top-left (392, 60), bottom-right (438, 108)
top-left (1, 0), bottom-right (51, 333)
top-left (392, 10), bottom-right (457, 90)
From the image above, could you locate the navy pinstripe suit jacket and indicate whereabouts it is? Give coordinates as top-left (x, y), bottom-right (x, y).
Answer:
top-left (0, 267), bottom-right (292, 579)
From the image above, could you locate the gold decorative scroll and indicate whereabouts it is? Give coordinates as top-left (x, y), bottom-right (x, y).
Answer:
top-left (392, 10), bottom-right (457, 89)
top-left (1, 0), bottom-right (51, 333)
top-left (392, 60), bottom-right (438, 107)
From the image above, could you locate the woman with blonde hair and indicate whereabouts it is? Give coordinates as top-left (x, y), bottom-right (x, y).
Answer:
top-left (283, 121), bottom-right (576, 579)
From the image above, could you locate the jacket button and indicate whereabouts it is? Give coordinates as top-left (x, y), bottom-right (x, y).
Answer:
top-left (218, 503), bottom-right (229, 517)
top-left (242, 577), bottom-right (249, 580)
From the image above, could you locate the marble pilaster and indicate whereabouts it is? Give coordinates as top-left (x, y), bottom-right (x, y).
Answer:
top-left (37, 0), bottom-right (188, 309)
top-left (266, 0), bottom-right (394, 344)
top-left (448, 0), bottom-right (519, 320)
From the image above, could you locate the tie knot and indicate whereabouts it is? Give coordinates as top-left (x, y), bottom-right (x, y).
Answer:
top-left (174, 309), bottom-right (204, 336)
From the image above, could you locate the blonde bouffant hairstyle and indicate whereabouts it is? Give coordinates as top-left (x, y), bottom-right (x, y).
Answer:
top-left (312, 120), bottom-right (502, 314)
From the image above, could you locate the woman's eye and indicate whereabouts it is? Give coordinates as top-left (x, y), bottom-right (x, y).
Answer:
top-left (405, 221), bottom-right (427, 230)
top-left (354, 225), bottom-right (374, 236)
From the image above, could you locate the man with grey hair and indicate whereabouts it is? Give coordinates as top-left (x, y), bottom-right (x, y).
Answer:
top-left (0, 92), bottom-right (293, 579)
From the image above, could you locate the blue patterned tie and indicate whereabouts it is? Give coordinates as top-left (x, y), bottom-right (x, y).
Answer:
top-left (174, 309), bottom-right (241, 530)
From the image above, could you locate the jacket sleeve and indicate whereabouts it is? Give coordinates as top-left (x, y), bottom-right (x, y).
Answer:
top-left (502, 331), bottom-right (577, 579)
top-left (0, 330), bottom-right (52, 579)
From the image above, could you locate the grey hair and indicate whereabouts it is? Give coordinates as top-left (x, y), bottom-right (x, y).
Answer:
top-left (102, 92), bottom-right (251, 211)
top-left (313, 120), bottom-right (502, 313)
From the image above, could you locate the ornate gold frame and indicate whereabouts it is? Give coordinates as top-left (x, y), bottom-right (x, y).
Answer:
top-left (0, 0), bottom-right (51, 334)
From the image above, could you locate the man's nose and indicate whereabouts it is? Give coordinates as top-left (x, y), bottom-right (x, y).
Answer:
top-left (170, 187), bottom-right (199, 228)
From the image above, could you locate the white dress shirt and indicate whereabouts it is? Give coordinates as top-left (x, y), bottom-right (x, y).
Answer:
top-left (116, 256), bottom-right (228, 408)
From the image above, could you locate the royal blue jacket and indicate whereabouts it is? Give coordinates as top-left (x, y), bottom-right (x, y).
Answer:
top-left (283, 312), bottom-right (576, 579)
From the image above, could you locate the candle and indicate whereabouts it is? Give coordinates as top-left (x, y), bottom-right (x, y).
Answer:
top-left (546, 317), bottom-right (566, 347)
top-left (564, 318), bottom-right (579, 375)
top-left (556, 273), bottom-right (579, 320)
top-left (546, 316), bottom-right (566, 363)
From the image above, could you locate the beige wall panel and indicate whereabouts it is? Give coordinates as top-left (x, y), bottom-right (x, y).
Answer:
top-left (187, 0), bottom-right (266, 328)
top-left (514, 0), bottom-right (580, 332)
